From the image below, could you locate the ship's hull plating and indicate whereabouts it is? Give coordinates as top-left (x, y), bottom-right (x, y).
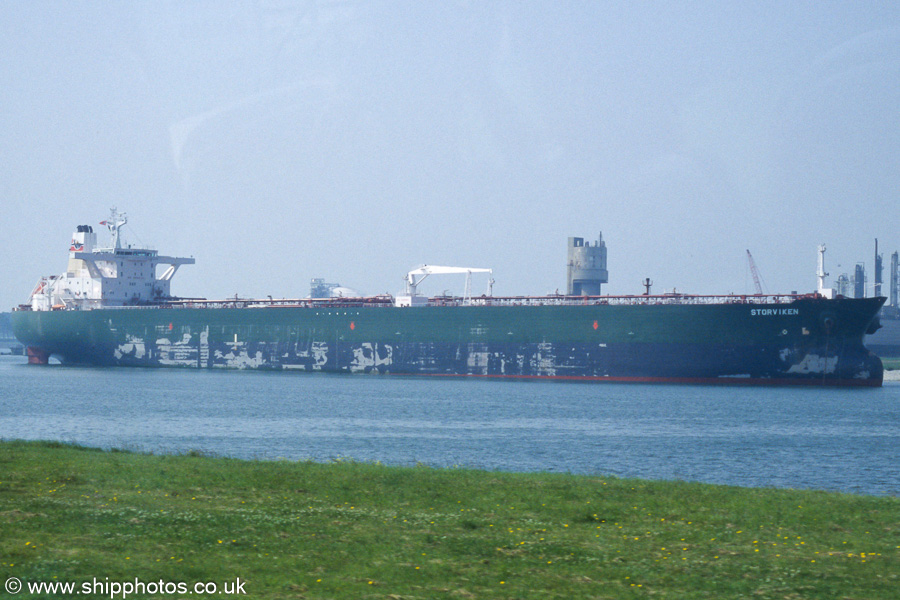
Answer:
top-left (11, 297), bottom-right (886, 386)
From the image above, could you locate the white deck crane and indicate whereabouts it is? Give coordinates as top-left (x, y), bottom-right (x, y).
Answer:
top-left (397, 265), bottom-right (493, 306)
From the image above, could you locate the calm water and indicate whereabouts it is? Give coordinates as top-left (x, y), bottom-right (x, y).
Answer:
top-left (1, 355), bottom-right (898, 496)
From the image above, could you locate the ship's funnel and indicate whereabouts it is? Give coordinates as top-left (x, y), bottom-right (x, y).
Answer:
top-left (67, 225), bottom-right (96, 276)
top-left (69, 225), bottom-right (95, 254)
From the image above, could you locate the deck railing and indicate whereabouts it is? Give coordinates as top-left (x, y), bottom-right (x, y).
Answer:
top-left (17, 292), bottom-right (822, 312)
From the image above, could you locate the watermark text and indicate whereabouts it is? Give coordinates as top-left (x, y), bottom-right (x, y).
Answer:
top-left (5, 576), bottom-right (246, 598)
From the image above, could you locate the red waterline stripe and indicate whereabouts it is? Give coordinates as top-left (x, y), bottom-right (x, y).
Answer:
top-left (417, 373), bottom-right (882, 388)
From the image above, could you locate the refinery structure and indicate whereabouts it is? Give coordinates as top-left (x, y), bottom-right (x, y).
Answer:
top-left (823, 240), bottom-right (900, 319)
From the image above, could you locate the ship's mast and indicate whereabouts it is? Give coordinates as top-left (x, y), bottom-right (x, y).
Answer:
top-left (100, 208), bottom-right (127, 250)
top-left (817, 244), bottom-right (834, 298)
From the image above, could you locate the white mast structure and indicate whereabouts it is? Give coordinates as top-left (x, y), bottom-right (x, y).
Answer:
top-left (100, 208), bottom-right (128, 250)
top-left (817, 244), bottom-right (834, 298)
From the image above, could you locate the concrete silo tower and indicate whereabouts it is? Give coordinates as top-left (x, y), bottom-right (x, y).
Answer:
top-left (567, 235), bottom-right (608, 296)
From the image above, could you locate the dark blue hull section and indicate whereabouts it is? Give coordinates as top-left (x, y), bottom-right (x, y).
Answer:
top-left (13, 296), bottom-right (886, 386)
top-left (107, 338), bottom-right (882, 386)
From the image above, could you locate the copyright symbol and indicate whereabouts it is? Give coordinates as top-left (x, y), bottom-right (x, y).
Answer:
top-left (5, 577), bottom-right (22, 594)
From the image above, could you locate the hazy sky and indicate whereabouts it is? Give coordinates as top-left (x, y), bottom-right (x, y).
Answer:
top-left (2, 1), bottom-right (899, 308)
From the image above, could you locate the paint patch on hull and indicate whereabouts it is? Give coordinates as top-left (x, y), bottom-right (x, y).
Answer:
top-left (114, 335), bottom-right (146, 360)
top-left (787, 353), bottom-right (838, 375)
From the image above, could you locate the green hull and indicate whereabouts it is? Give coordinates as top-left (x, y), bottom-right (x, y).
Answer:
top-left (12, 296), bottom-right (885, 386)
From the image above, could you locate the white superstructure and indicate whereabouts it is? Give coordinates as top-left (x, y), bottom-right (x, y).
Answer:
top-left (28, 209), bottom-right (194, 311)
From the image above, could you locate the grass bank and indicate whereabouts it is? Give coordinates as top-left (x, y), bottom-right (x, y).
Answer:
top-left (881, 357), bottom-right (900, 371)
top-left (1, 441), bottom-right (898, 599)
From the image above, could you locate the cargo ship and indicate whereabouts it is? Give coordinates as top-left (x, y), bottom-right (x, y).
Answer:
top-left (11, 211), bottom-right (886, 386)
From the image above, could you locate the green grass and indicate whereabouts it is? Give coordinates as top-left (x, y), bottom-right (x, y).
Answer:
top-left (881, 357), bottom-right (900, 371)
top-left (1, 440), bottom-right (898, 599)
